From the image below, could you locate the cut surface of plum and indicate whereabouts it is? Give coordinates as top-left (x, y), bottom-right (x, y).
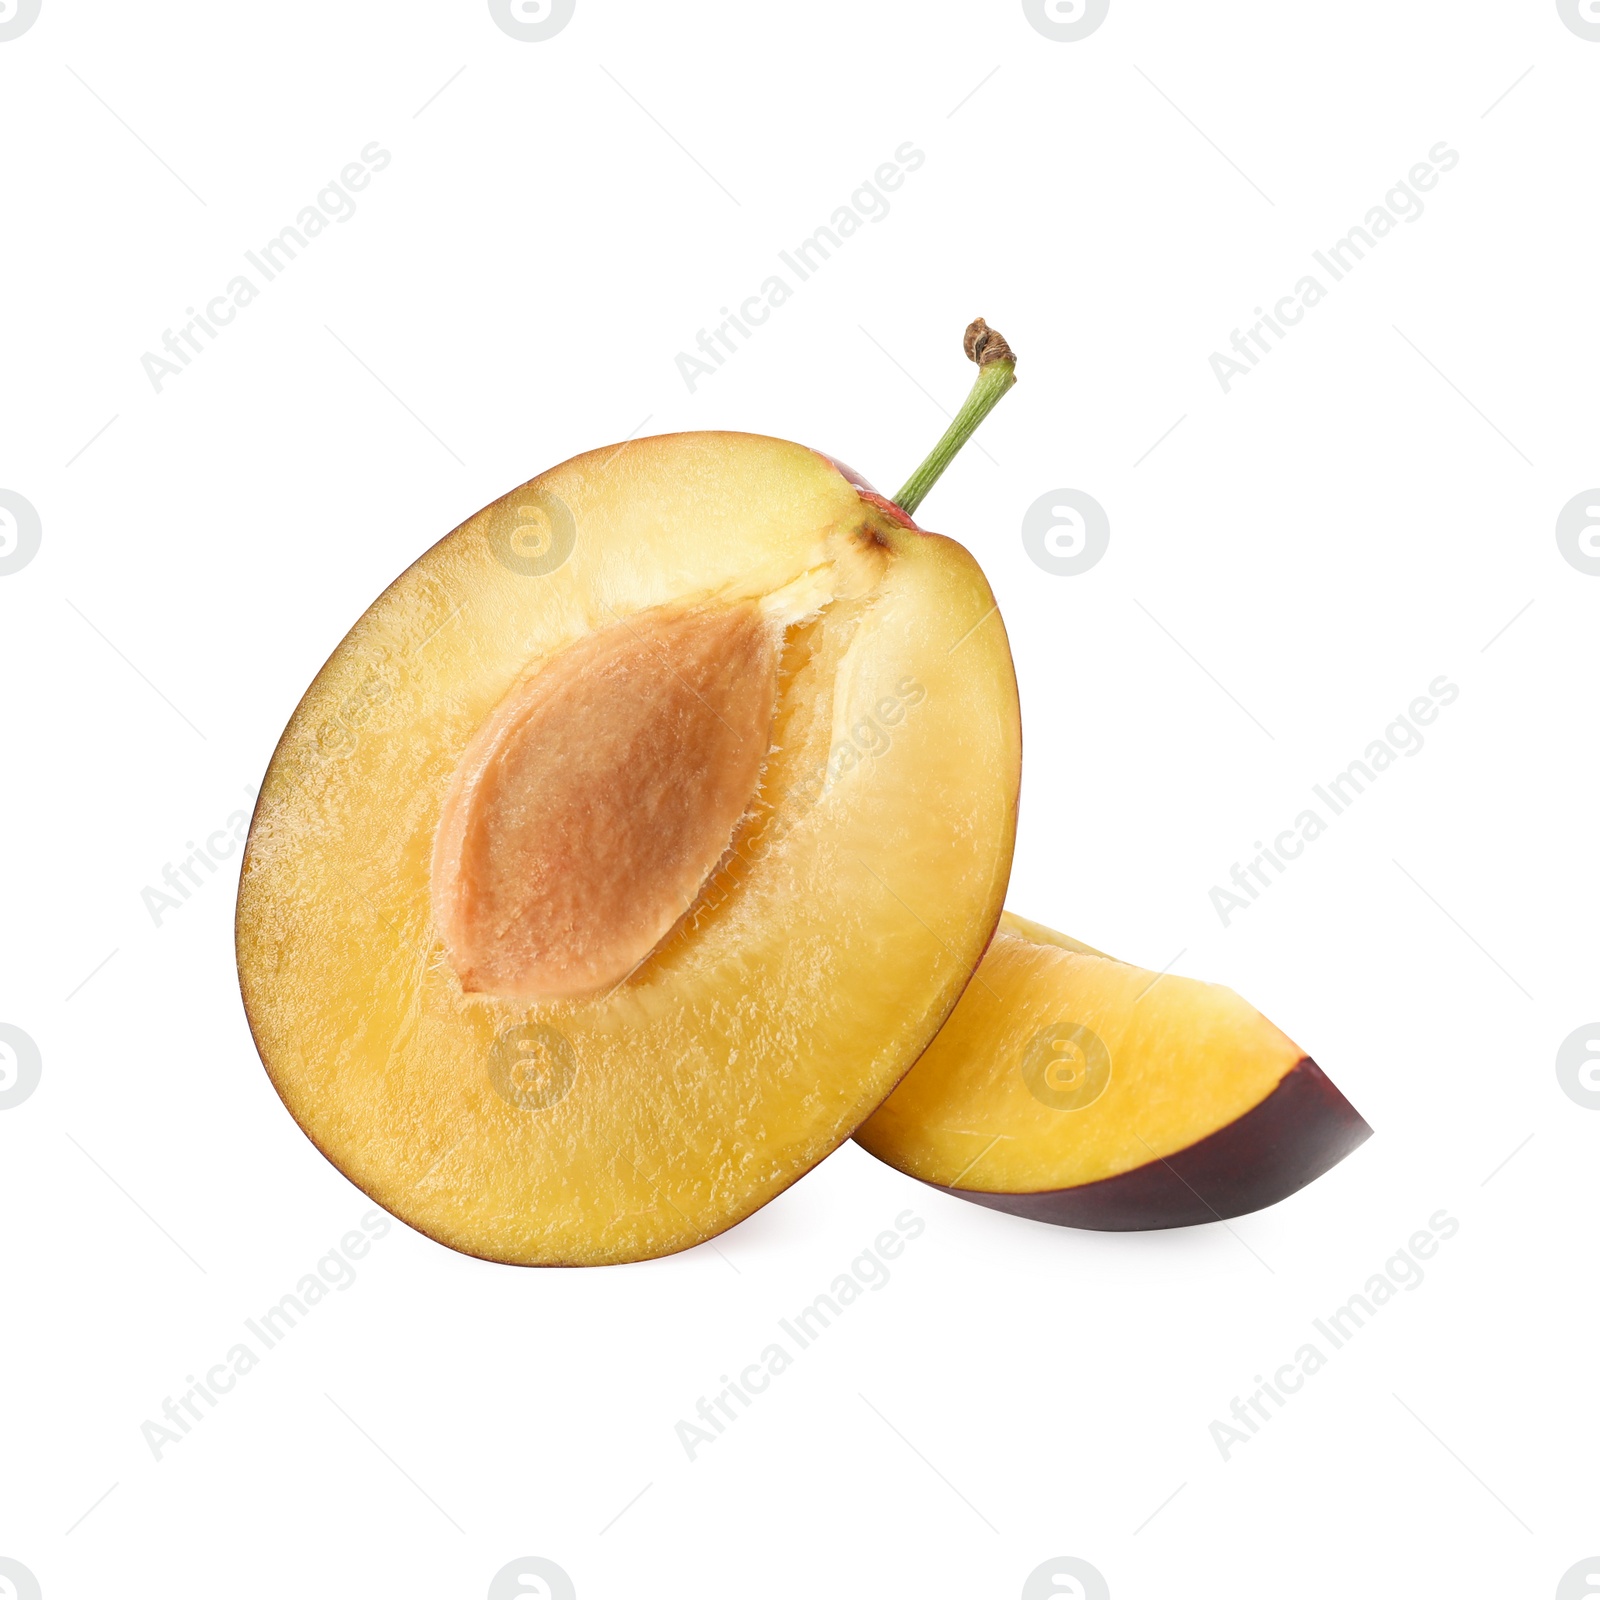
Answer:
top-left (237, 432), bottom-right (1021, 1266)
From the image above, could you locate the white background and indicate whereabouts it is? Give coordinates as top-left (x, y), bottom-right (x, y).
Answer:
top-left (2, 2), bottom-right (1597, 1597)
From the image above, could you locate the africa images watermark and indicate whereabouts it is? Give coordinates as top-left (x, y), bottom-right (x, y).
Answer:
top-left (0, 1023), bottom-right (42, 1111)
top-left (488, 0), bottom-right (575, 42)
top-left (1209, 1208), bottom-right (1460, 1461)
top-left (140, 142), bottom-right (392, 393)
top-left (0, 488), bottom-right (42, 576)
top-left (688, 674), bottom-right (926, 930)
top-left (674, 141), bottom-right (926, 392)
top-left (140, 1211), bottom-right (392, 1461)
top-left (792, 674), bottom-right (926, 806)
top-left (1022, 488), bottom-right (1110, 577)
top-left (141, 802), bottom-right (252, 927)
top-left (1209, 674), bottom-right (1459, 927)
top-left (674, 1209), bottom-right (926, 1460)
top-left (1208, 142), bottom-right (1459, 394)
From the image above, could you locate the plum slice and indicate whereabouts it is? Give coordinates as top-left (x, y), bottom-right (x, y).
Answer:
top-left (855, 912), bottom-right (1370, 1230)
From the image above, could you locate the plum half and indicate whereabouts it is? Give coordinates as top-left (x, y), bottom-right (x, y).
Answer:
top-left (236, 431), bottom-right (1021, 1265)
top-left (855, 912), bottom-right (1370, 1230)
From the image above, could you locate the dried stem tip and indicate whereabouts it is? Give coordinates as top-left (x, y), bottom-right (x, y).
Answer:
top-left (963, 318), bottom-right (1015, 368)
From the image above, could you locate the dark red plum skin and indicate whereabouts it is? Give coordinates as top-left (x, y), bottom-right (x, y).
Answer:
top-left (931, 1058), bottom-right (1371, 1232)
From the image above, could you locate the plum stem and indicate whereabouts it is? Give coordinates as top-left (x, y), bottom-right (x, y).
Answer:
top-left (892, 319), bottom-right (1018, 518)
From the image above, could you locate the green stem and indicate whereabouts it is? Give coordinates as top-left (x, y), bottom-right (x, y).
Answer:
top-left (893, 319), bottom-right (1018, 517)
